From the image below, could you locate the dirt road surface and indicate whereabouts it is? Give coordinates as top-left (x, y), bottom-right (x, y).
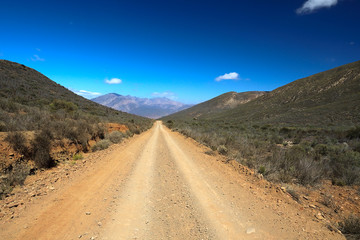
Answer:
top-left (0, 122), bottom-right (343, 239)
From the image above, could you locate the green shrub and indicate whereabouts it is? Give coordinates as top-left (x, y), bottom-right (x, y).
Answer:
top-left (108, 131), bottom-right (123, 143)
top-left (166, 120), bottom-right (174, 128)
top-left (258, 166), bottom-right (266, 174)
top-left (330, 150), bottom-right (360, 185)
top-left (73, 153), bottom-right (83, 160)
top-left (49, 99), bottom-right (78, 113)
top-left (92, 139), bottom-right (111, 151)
top-left (315, 144), bottom-right (328, 156)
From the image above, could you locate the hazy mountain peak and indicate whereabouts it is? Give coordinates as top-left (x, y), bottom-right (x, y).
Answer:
top-left (92, 94), bottom-right (193, 119)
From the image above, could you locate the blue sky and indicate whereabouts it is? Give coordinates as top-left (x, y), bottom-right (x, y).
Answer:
top-left (1, 0), bottom-right (359, 104)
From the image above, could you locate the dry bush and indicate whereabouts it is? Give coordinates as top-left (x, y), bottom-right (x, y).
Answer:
top-left (338, 215), bottom-right (360, 235)
top-left (92, 139), bottom-right (111, 152)
top-left (0, 163), bottom-right (30, 199)
top-left (5, 132), bottom-right (30, 157)
top-left (32, 129), bottom-right (55, 168)
top-left (217, 145), bottom-right (228, 155)
top-left (108, 131), bottom-right (123, 144)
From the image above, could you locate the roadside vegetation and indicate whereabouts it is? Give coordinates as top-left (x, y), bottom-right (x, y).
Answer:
top-left (165, 119), bottom-right (360, 187)
top-left (0, 60), bottom-right (153, 198)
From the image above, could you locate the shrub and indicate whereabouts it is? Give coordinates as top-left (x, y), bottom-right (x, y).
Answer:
top-left (295, 158), bottom-right (325, 185)
top-left (338, 215), bottom-right (360, 234)
top-left (217, 145), bottom-right (228, 155)
top-left (108, 131), bottom-right (123, 143)
top-left (347, 126), bottom-right (360, 140)
top-left (258, 166), bottom-right (266, 175)
top-left (6, 163), bottom-right (29, 186)
top-left (92, 139), bottom-right (111, 151)
top-left (330, 150), bottom-right (360, 185)
top-left (49, 99), bottom-right (78, 113)
top-left (5, 132), bottom-right (30, 157)
top-left (286, 187), bottom-right (300, 202)
top-left (32, 129), bottom-right (55, 168)
top-left (0, 163), bottom-right (30, 199)
top-left (166, 120), bottom-right (174, 128)
top-left (73, 153), bottom-right (83, 160)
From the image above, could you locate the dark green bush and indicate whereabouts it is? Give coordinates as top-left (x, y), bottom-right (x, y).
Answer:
top-left (347, 126), bottom-right (360, 140)
top-left (330, 149), bottom-right (360, 185)
top-left (32, 129), bottom-right (55, 168)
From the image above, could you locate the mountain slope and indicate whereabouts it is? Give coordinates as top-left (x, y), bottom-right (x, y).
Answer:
top-left (163, 91), bottom-right (267, 120)
top-left (0, 60), bottom-right (152, 131)
top-left (92, 93), bottom-right (193, 119)
top-left (164, 60), bottom-right (360, 127)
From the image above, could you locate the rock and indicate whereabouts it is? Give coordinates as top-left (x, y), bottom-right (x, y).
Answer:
top-left (246, 228), bottom-right (256, 234)
top-left (97, 222), bottom-right (102, 226)
top-left (85, 212), bottom-right (91, 215)
top-left (9, 153), bottom-right (14, 157)
top-left (309, 204), bottom-right (316, 209)
top-left (280, 187), bottom-right (286, 192)
top-left (49, 186), bottom-right (55, 190)
top-left (316, 212), bottom-right (324, 220)
top-left (303, 196), bottom-right (309, 200)
top-left (8, 203), bottom-right (19, 208)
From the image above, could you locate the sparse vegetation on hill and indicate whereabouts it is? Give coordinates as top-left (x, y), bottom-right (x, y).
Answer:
top-left (167, 91), bottom-right (267, 119)
top-left (163, 60), bottom-right (360, 187)
top-left (0, 60), bottom-right (153, 198)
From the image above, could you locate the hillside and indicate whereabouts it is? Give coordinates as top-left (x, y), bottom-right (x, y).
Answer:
top-left (92, 93), bottom-right (193, 119)
top-left (164, 60), bottom-right (360, 127)
top-left (162, 60), bottom-right (360, 192)
top-left (0, 60), bottom-right (153, 197)
top-left (213, 61), bottom-right (360, 126)
top-left (0, 61), bottom-right (152, 127)
top-left (164, 91), bottom-right (266, 120)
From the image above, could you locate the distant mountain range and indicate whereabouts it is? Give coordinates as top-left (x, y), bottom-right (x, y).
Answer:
top-left (92, 93), bottom-right (193, 119)
top-left (163, 60), bottom-right (360, 127)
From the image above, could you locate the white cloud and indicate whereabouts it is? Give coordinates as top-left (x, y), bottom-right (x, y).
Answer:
top-left (215, 72), bottom-right (240, 82)
top-left (31, 54), bottom-right (45, 62)
top-left (105, 78), bottom-right (122, 84)
top-left (73, 89), bottom-right (102, 99)
top-left (297, 0), bottom-right (338, 15)
top-left (151, 91), bottom-right (177, 100)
